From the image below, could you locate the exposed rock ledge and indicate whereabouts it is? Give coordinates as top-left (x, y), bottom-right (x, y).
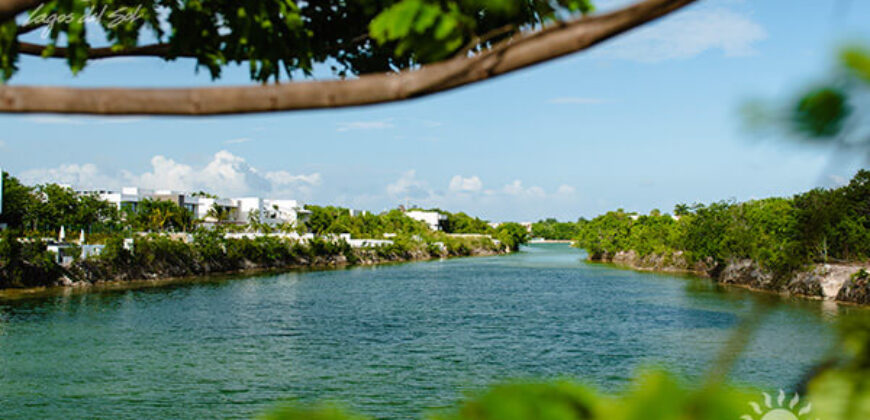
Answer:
top-left (591, 250), bottom-right (870, 305)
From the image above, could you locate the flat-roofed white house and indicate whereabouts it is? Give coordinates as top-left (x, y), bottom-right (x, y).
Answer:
top-left (405, 210), bottom-right (447, 231)
top-left (236, 197), bottom-right (310, 227)
top-left (79, 186), bottom-right (307, 228)
top-left (190, 196), bottom-right (240, 223)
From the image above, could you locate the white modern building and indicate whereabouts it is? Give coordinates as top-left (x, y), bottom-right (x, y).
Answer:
top-left (79, 187), bottom-right (308, 227)
top-left (236, 197), bottom-right (310, 227)
top-left (405, 210), bottom-right (448, 231)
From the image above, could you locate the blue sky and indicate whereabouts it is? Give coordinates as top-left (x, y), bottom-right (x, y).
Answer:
top-left (1, 0), bottom-right (869, 221)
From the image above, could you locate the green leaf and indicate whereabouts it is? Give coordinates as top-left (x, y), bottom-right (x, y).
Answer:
top-left (0, 20), bottom-right (19, 82)
top-left (791, 87), bottom-right (851, 138)
top-left (840, 46), bottom-right (870, 84)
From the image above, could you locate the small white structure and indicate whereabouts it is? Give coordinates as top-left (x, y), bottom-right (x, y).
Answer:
top-left (81, 244), bottom-right (105, 259)
top-left (46, 243), bottom-right (105, 264)
top-left (405, 210), bottom-right (447, 231)
top-left (347, 239), bottom-right (394, 248)
top-left (46, 243), bottom-right (75, 265)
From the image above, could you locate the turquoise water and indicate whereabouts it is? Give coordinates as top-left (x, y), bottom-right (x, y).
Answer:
top-left (0, 244), bottom-right (848, 419)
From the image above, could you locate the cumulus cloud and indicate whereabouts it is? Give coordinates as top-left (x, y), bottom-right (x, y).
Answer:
top-left (387, 170), bottom-right (432, 199)
top-left (265, 171), bottom-right (322, 186)
top-left (448, 175), bottom-right (483, 193)
top-left (337, 120), bottom-right (395, 132)
top-left (21, 163), bottom-right (107, 187)
top-left (501, 180), bottom-right (546, 198)
top-left (556, 184), bottom-right (576, 195)
top-left (266, 171), bottom-right (323, 196)
top-left (20, 150), bottom-right (320, 199)
top-left (592, 7), bottom-right (766, 62)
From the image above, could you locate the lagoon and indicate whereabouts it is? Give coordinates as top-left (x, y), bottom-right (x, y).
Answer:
top-left (0, 244), bottom-right (846, 419)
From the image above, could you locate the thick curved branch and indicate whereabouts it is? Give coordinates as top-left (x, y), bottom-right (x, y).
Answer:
top-left (0, 0), bottom-right (47, 23)
top-left (0, 0), bottom-right (697, 116)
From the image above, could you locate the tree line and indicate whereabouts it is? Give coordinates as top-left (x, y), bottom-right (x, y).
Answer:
top-left (573, 170), bottom-right (870, 277)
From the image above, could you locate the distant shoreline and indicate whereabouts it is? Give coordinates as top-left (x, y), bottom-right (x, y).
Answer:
top-left (528, 239), bottom-right (573, 244)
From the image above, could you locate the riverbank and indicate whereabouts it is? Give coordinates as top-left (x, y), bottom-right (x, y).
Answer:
top-left (1, 233), bottom-right (510, 291)
top-left (0, 246), bottom-right (506, 299)
top-left (587, 250), bottom-right (870, 305)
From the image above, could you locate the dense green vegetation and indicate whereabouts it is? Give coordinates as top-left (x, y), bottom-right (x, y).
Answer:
top-left (302, 206), bottom-right (429, 237)
top-left (302, 205), bottom-right (528, 251)
top-left (574, 170), bottom-right (870, 277)
top-left (0, 171), bottom-right (201, 234)
top-left (531, 218), bottom-right (583, 240)
top-left (0, 173), bottom-right (121, 233)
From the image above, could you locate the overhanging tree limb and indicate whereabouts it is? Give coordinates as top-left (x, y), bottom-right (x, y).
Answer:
top-left (18, 42), bottom-right (185, 59)
top-left (0, 0), bottom-right (47, 23)
top-left (0, 0), bottom-right (697, 116)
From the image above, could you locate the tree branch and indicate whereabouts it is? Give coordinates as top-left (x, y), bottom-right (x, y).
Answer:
top-left (0, 0), bottom-right (698, 116)
top-left (0, 0), bottom-right (48, 23)
top-left (18, 42), bottom-right (190, 59)
top-left (16, 20), bottom-right (44, 34)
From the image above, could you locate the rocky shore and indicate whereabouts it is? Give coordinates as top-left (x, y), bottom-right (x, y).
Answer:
top-left (52, 246), bottom-right (505, 289)
top-left (589, 250), bottom-right (870, 305)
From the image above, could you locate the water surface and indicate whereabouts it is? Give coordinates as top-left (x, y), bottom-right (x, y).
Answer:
top-left (0, 244), bottom-right (848, 419)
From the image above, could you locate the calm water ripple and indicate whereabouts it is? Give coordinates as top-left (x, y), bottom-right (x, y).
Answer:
top-left (0, 244), bottom-right (851, 419)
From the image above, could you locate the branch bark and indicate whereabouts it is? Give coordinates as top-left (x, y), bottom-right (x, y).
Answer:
top-left (0, 0), bottom-right (698, 115)
top-left (0, 0), bottom-right (47, 23)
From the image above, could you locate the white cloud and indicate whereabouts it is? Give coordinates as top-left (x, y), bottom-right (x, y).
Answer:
top-left (556, 184), bottom-right (576, 195)
top-left (20, 150), bottom-right (320, 199)
top-left (548, 97), bottom-right (609, 105)
top-left (592, 7), bottom-right (766, 62)
top-left (21, 163), bottom-right (108, 188)
top-left (0, 140), bottom-right (5, 148)
top-left (337, 120), bottom-right (395, 132)
top-left (224, 137), bottom-right (253, 144)
top-left (265, 171), bottom-right (322, 186)
top-left (448, 175), bottom-right (483, 193)
top-left (502, 180), bottom-right (546, 198)
top-left (387, 170), bottom-right (431, 199)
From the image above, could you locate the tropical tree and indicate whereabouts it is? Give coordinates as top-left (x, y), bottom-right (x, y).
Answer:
top-left (495, 222), bottom-right (529, 251)
top-left (129, 198), bottom-right (193, 232)
top-left (0, 171), bottom-right (37, 230)
top-left (206, 203), bottom-right (232, 224)
top-left (0, 0), bottom-right (696, 115)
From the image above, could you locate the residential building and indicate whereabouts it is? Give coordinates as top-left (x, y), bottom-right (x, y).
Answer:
top-left (406, 210), bottom-right (447, 231)
top-left (79, 186), bottom-right (307, 228)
